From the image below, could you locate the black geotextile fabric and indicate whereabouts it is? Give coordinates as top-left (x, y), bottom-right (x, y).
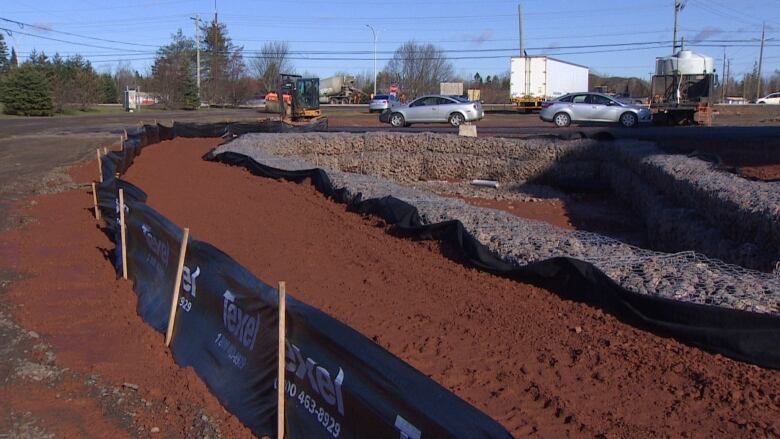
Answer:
top-left (94, 121), bottom-right (514, 438)
top-left (205, 149), bottom-right (780, 371)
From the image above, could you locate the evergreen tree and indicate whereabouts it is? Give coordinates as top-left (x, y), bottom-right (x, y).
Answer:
top-left (150, 29), bottom-right (197, 109)
top-left (0, 34), bottom-right (9, 74)
top-left (201, 20), bottom-right (245, 105)
top-left (9, 47), bottom-right (18, 68)
top-left (99, 73), bottom-right (118, 103)
top-left (0, 64), bottom-right (54, 116)
top-left (473, 72), bottom-right (483, 85)
top-left (180, 58), bottom-right (200, 110)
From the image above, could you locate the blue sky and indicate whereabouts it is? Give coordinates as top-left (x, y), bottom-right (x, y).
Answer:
top-left (2, 0), bottom-right (779, 82)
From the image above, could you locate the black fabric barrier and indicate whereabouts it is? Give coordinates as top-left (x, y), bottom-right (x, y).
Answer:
top-left (94, 121), bottom-right (514, 438)
top-left (205, 150), bottom-right (780, 371)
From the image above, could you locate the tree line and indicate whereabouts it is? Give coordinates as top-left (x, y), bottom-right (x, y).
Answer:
top-left (2, 24), bottom-right (779, 116)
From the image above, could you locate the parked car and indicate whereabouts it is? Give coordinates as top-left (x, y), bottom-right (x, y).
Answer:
top-left (368, 94), bottom-right (399, 113)
top-left (379, 95), bottom-right (484, 127)
top-left (757, 92), bottom-right (780, 104)
top-left (539, 92), bottom-right (651, 128)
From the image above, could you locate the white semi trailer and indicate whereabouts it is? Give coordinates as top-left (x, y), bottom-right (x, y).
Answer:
top-left (510, 56), bottom-right (589, 112)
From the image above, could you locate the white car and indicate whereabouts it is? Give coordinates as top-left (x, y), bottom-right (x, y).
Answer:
top-left (757, 93), bottom-right (780, 104)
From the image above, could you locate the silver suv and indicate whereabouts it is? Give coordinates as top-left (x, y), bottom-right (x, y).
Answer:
top-left (380, 95), bottom-right (484, 127)
top-left (540, 92), bottom-right (651, 128)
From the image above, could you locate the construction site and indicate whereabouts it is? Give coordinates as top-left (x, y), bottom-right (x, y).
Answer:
top-left (1, 0), bottom-right (780, 438)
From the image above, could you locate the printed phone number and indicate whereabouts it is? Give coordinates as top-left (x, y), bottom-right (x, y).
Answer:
top-left (283, 381), bottom-right (341, 438)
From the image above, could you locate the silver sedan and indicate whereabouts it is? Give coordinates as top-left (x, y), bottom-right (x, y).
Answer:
top-left (539, 92), bottom-right (651, 128)
top-left (380, 95), bottom-right (484, 127)
top-left (368, 94), bottom-right (399, 113)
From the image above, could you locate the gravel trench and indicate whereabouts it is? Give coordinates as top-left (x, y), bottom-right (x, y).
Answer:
top-left (215, 132), bottom-right (780, 315)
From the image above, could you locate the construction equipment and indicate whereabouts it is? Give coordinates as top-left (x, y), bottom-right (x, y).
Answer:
top-left (650, 50), bottom-right (716, 125)
top-left (510, 56), bottom-right (589, 113)
top-left (265, 74), bottom-right (321, 121)
top-left (319, 75), bottom-right (364, 104)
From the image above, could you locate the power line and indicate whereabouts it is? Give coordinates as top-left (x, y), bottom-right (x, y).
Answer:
top-left (0, 27), bottom-right (150, 52)
top-left (0, 17), bottom-right (159, 47)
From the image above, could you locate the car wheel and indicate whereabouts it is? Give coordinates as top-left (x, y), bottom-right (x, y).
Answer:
top-left (390, 112), bottom-right (405, 128)
top-left (448, 113), bottom-right (465, 127)
top-left (619, 112), bottom-right (638, 128)
top-left (553, 112), bottom-right (571, 127)
top-left (758, 101), bottom-right (766, 104)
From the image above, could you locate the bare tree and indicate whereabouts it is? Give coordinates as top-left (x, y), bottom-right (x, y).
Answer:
top-left (384, 41), bottom-right (453, 98)
top-left (252, 41), bottom-right (293, 93)
top-left (114, 62), bottom-right (136, 102)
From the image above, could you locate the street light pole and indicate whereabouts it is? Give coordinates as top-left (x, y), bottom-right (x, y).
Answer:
top-left (366, 24), bottom-right (377, 97)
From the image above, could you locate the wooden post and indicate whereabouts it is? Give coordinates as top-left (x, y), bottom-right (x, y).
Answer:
top-left (277, 281), bottom-right (287, 439)
top-left (123, 128), bottom-right (128, 140)
top-left (91, 182), bottom-right (101, 220)
top-left (96, 148), bottom-right (103, 183)
top-left (165, 227), bottom-right (190, 347)
top-left (119, 189), bottom-right (128, 280)
top-left (119, 135), bottom-right (124, 151)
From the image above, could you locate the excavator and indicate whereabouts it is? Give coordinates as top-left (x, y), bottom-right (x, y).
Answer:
top-left (264, 74), bottom-right (321, 121)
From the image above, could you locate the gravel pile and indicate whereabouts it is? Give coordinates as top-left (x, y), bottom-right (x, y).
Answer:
top-left (215, 133), bottom-right (780, 315)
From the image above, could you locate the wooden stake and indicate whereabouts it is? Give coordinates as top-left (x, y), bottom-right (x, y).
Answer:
top-left (96, 148), bottom-right (103, 183)
top-left (119, 189), bottom-right (128, 280)
top-left (91, 182), bottom-right (101, 220)
top-left (165, 227), bottom-right (190, 347)
top-left (277, 281), bottom-right (286, 439)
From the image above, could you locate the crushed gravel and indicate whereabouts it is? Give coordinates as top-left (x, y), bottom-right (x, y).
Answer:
top-left (215, 132), bottom-right (780, 315)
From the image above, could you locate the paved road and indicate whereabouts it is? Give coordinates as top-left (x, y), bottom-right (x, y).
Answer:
top-left (1, 107), bottom-right (779, 221)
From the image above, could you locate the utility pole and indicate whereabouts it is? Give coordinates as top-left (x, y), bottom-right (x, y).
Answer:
top-left (366, 24), bottom-right (377, 97)
top-left (190, 14), bottom-right (201, 98)
top-left (756, 21), bottom-right (765, 100)
top-left (725, 58), bottom-right (730, 100)
top-left (673, 0), bottom-right (685, 53)
top-left (721, 47), bottom-right (726, 102)
top-left (518, 3), bottom-right (524, 56)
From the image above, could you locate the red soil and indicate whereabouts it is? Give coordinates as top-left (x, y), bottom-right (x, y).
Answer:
top-left (0, 157), bottom-right (254, 438)
top-left (2, 136), bottom-right (779, 438)
top-left (118, 138), bottom-right (778, 438)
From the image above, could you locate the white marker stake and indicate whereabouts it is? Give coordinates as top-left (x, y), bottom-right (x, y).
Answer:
top-left (91, 182), bottom-right (101, 220)
top-left (119, 189), bottom-right (127, 280)
top-left (277, 281), bottom-right (287, 439)
top-left (165, 227), bottom-right (190, 347)
top-left (97, 148), bottom-right (103, 183)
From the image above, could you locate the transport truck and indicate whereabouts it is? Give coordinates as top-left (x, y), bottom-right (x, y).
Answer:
top-left (649, 50), bottom-right (717, 125)
top-left (319, 75), bottom-right (364, 104)
top-left (510, 56), bottom-right (589, 112)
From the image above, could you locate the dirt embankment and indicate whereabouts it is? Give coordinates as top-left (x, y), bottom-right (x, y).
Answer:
top-left (0, 155), bottom-right (254, 438)
top-left (114, 138), bottom-right (779, 438)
